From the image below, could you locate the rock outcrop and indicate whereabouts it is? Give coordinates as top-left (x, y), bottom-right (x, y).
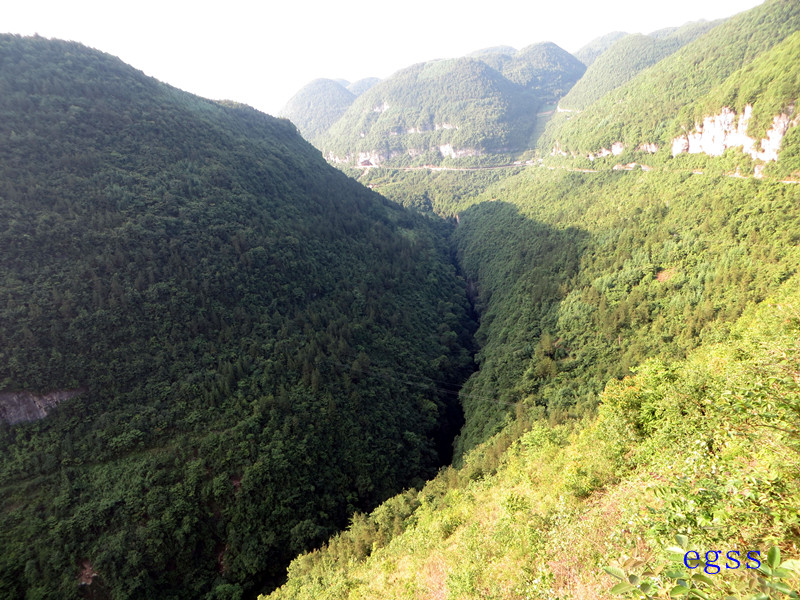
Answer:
top-left (671, 104), bottom-right (799, 162)
top-left (0, 389), bottom-right (84, 425)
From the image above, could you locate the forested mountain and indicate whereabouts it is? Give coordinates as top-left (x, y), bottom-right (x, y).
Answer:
top-left (265, 1), bottom-right (800, 597)
top-left (0, 34), bottom-right (475, 599)
top-left (346, 77), bottom-right (380, 96)
top-left (278, 78), bottom-right (356, 140)
top-left (498, 42), bottom-right (586, 103)
top-left (574, 31), bottom-right (628, 65)
top-left (317, 57), bottom-right (542, 167)
top-left (558, 20), bottom-right (720, 111)
top-left (542, 0), bottom-right (800, 161)
top-left (283, 43), bottom-right (584, 167)
top-left (269, 270), bottom-right (800, 600)
top-left (5, 1), bottom-right (800, 599)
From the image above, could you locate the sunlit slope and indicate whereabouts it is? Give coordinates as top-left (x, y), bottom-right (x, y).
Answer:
top-left (0, 34), bottom-right (475, 599)
top-left (346, 77), bottom-right (380, 96)
top-left (318, 57), bottom-right (541, 166)
top-left (574, 31), bottom-right (627, 66)
top-left (267, 271), bottom-right (800, 600)
top-left (542, 0), bottom-right (800, 155)
top-left (559, 20), bottom-right (720, 111)
top-left (498, 42), bottom-right (586, 103)
top-left (449, 169), bottom-right (800, 453)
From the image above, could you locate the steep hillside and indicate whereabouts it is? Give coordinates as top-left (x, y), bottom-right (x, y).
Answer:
top-left (541, 0), bottom-right (800, 157)
top-left (346, 77), bottom-right (380, 96)
top-left (318, 58), bottom-right (540, 167)
top-left (0, 35), bottom-right (475, 599)
top-left (574, 31), bottom-right (627, 65)
top-left (449, 170), bottom-right (800, 452)
top-left (278, 78), bottom-right (355, 140)
top-left (500, 42), bottom-right (586, 103)
top-left (267, 272), bottom-right (800, 600)
top-left (265, 3), bottom-right (800, 599)
top-left (286, 44), bottom-right (584, 167)
top-left (559, 20), bottom-right (720, 111)
top-left (672, 29), bottom-right (800, 179)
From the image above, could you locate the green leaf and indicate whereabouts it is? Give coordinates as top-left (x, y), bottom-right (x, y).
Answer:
top-left (767, 581), bottom-right (795, 595)
top-left (666, 569), bottom-right (690, 579)
top-left (781, 560), bottom-right (800, 572)
top-left (629, 575), bottom-right (640, 586)
top-left (692, 574), bottom-right (715, 586)
top-left (770, 547), bottom-right (782, 569)
top-left (667, 546), bottom-right (688, 555)
top-left (611, 581), bottom-right (637, 594)
top-left (605, 566), bottom-right (627, 581)
top-left (675, 534), bottom-right (689, 549)
top-left (689, 588), bottom-right (711, 600)
top-left (670, 585), bottom-right (690, 597)
top-left (640, 583), bottom-right (654, 595)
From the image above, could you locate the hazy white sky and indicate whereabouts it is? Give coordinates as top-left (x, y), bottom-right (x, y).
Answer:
top-left (4, 0), bottom-right (764, 116)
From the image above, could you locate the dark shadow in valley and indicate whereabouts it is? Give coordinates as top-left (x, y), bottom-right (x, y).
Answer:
top-left (450, 200), bottom-right (590, 454)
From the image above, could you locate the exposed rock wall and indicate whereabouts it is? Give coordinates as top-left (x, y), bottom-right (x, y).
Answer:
top-left (438, 144), bottom-right (482, 159)
top-left (552, 105), bottom-right (797, 168)
top-left (0, 389), bottom-right (84, 425)
top-left (671, 104), bottom-right (799, 162)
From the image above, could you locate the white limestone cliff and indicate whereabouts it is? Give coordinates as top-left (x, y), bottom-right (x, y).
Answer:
top-left (671, 104), bottom-right (798, 162)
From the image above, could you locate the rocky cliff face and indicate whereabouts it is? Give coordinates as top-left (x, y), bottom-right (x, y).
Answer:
top-left (553, 105), bottom-right (798, 172)
top-left (0, 389), bottom-right (84, 425)
top-left (671, 104), bottom-right (799, 162)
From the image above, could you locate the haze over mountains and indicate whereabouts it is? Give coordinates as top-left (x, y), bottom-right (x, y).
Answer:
top-left (281, 42), bottom-right (585, 166)
top-left (2, 0), bottom-right (800, 599)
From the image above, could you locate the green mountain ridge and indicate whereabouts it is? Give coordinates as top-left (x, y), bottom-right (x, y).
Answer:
top-left (317, 57), bottom-right (542, 167)
top-left (574, 31), bottom-right (628, 65)
top-left (499, 42), bottom-right (586, 103)
top-left (559, 20), bottom-right (721, 111)
top-left (0, 34), bottom-right (475, 599)
top-left (278, 78), bottom-right (356, 141)
top-left (346, 77), bottom-right (380, 96)
top-left (3, 2), bottom-right (800, 599)
top-left (541, 0), bottom-right (800, 161)
top-left (265, 1), bottom-right (800, 595)
top-left (284, 43), bottom-right (584, 167)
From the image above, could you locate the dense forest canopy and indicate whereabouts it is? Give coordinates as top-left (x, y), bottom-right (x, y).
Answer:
top-left (541, 0), bottom-right (800, 156)
top-left (286, 42), bottom-right (584, 168)
top-left (317, 57), bottom-right (542, 167)
top-left (278, 78), bottom-right (356, 141)
top-left (264, 2), bottom-right (800, 596)
top-left (558, 20), bottom-right (720, 111)
top-left (0, 34), bottom-right (475, 599)
top-left (4, 0), bottom-right (800, 597)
